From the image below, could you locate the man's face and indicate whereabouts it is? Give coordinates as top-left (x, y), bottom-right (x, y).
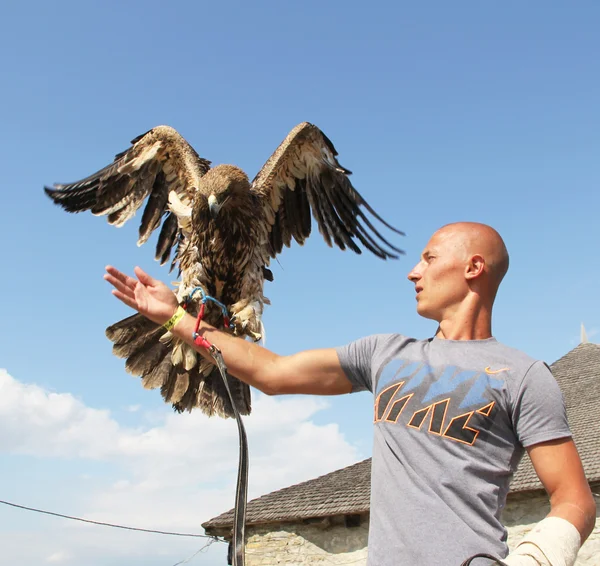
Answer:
top-left (407, 229), bottom-right (470, 322)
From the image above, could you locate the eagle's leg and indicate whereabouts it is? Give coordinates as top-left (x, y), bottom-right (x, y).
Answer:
top-left (229, 299), bottom-right (263, 342)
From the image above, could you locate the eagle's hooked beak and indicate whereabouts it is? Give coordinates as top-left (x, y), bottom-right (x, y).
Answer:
top-left (208, 194), bottom-right (221, 219)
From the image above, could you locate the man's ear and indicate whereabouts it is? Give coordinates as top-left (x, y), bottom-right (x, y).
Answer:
top-left (465, 254), bottom-right (485, 280)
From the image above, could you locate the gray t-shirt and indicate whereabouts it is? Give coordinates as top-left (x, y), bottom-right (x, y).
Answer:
top-left (336, 334), bottom-right (571, 566)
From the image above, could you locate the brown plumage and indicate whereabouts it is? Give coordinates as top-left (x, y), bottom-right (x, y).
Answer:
top-left (44, 122), bottom-right (405, 418)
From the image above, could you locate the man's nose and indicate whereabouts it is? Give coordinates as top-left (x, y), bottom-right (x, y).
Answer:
top-left (407, 265), bottom-right (422, 283)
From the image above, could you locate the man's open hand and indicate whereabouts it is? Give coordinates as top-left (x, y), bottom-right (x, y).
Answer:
top-left (104, 265), bottom-right (179, 325)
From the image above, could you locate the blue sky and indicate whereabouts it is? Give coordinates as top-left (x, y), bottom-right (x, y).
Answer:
top-left (0, 1), bottom-right (599, 565)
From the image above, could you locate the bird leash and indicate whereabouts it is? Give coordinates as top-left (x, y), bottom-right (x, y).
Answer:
top-left (210, 348), bottom-right (248, 566)
top-left (184, 288), bottom-right (249, 566)
top-left (460, 553), bottom-right (508, 565)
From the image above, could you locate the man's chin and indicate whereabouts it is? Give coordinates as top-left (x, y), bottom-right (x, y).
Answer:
top-left (416, 304), bottom-right (440, 322)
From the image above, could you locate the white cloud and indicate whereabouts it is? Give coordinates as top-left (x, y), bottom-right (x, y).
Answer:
top-left (0, 369), bottom-right (362, 566)
top-left (46, 550), bottom-right (71, 563)
top-left (0, 369), bottom-right (121, 459)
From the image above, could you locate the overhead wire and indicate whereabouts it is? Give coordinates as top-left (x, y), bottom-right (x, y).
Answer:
top-left (171, 537), bottom-right (219, 566)
top-left (0, 499), bottom-right (222, 540)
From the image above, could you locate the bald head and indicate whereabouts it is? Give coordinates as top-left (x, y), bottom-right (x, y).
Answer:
top-left (408, 222), bottom-right (509, 323)
top-left (435, 222), bottom-right (509, 291)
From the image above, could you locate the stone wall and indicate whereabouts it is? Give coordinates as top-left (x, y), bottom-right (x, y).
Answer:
top-left (244, 514), bottom-right (368, 565)
top-left (503, 489), bottom-right (600, 565)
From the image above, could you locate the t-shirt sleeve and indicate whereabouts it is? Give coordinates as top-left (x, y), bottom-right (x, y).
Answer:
top-left (512, 361), bottom-right (572, 447)
top-left (335, 335), bottom-right (382, 393)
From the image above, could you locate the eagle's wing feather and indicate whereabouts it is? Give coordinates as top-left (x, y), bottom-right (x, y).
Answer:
top-left (251, 122), bottom-right (404, 260)
top-left (44, 125), bottom-right (211, 267)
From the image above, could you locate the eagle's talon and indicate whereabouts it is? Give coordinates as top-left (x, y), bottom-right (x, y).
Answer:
top-left (248, 331), bottom-right (262, 342)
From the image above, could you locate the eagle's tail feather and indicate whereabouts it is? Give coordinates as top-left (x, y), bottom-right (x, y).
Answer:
top-left (105, 314), bottom-right (251, 418)
top-left (106, 313), bottom-right (157, 345)
top-left (142, 355), bottom-right (172, 390)
top-left (172, 363), bottom-right (251, 417)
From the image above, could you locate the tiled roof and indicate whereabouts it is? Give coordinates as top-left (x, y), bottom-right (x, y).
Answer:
top-left (510, 342), bottom-right (600, 492)
top-left (203, 343), bottom-right (600, 529)
top-left (202, 458), bottom-right (371, 531)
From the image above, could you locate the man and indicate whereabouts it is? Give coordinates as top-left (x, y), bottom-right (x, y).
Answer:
top-left (104, 222), bottom-right (596, 565)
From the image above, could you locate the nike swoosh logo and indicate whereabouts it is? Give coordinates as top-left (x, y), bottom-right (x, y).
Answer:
top-left (485, 366), bottom-right (510, 375)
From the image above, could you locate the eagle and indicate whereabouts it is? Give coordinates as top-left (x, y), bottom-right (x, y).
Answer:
top-left (45, 122), bottom-right (405, 418)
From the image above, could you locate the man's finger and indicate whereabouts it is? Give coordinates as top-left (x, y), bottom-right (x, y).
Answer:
top-left (111, 289), bottom-right (139, 311)
top-left (106, 266), bottom-right (138, 290)
top-left (104, 274), bottom-right (135, 299)
top-left (134, 266), bottom-right (158, 286)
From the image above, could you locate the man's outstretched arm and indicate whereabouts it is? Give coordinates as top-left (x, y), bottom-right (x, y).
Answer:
top-left (104, 265), bottom-right (353, 397)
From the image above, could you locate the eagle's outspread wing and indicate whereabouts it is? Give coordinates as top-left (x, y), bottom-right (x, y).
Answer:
top-left (251, 122), bottom-right (405, 260)
top-left (44, 125), bottom-right (211, 268)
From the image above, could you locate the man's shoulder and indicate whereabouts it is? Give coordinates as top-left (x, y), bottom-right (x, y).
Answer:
top-left (487, 339), bottom-right (545, 376)
top-left (361, 333), bottom-right (429, 348)
top-left (340, 333), bottom-right (428, 354)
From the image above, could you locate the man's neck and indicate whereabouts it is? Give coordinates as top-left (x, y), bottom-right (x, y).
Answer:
top-left (434, 297), bottom-right (493, 341)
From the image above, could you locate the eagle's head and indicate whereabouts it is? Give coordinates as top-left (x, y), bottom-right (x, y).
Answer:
top-left (200, 164), bottom-right (251, 219)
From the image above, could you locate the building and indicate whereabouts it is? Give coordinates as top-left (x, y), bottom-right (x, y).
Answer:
top-left (202, 342), bottom-right (600, 564)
